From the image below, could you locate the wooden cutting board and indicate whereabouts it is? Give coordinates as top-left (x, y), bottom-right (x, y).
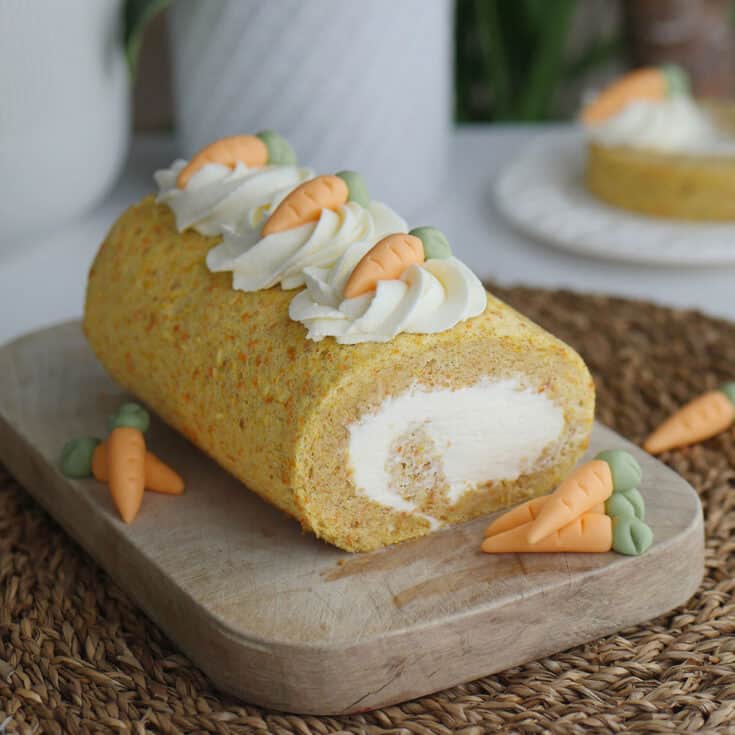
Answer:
top-left (0, 322), bottom-right (704, 715)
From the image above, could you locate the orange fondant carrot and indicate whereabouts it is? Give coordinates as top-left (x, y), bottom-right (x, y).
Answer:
top-left (644, 389), bottom-right (735, 455)
top-left (481, 513), bottom-right (613, 553)
top-left (526, 459), bottom-right (613, 544)
top-left (141, 452), bottom-right (185, 495)
top-left (92, 442), bottom-right (184, 495)
top-left (343, 233), bottom-right (425, 299)
top-left (106, 427), bottom-right (146, 523)
top-left (484, 496), bottom-right (548, 538)
top-left (484, 496), bottom-right (605, 538)
top-left (176, 135), bottom-right (269, 188)
top-left (261, 175), bottom-right (348, 237)
top-left (581, 67), bottom-right (668, 125)
top-left (91, 440), bottom-right (107, 482)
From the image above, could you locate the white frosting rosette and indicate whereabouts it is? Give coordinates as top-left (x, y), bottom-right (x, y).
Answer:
top-left (155, 159), bottom-right (313, 236)
top-left (155, 148), bottom-right (408, 292)
top-left (207, 199), bottom-right (407, 291)
top-left (289, 239), bottom-right (487, 344)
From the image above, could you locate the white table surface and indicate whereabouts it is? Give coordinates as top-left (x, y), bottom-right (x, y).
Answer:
top-left (2, 126), bottom-right (734, 347)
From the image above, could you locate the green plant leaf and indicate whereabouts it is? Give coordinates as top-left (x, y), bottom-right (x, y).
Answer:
top-left (517, 0), bottom-right (576, 120)
top-left (496, 0), bottom-right (535, 89)
top-left (520, 0), bottom-right (550, 34)
top-left (124, 0), bottom-right (171, 77)
top-left (475, 0), bottom-right (512, 119)
top-left (454, 0), bottom-right (474, 121)
top-left (456, 0), bottom-right (623, 122)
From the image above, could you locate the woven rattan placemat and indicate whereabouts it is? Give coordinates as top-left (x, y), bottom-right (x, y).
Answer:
top-left (2, 286), bottom-right (734, 735)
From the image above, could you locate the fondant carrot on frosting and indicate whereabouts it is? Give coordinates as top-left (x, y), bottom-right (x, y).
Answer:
top-left (260, 170), bottom-right (370, 236)
top-left (176, 130), bottom-right (297, 189)
top-left (581, 64), bottom-right (689, 125)
top-left (343, 233), bottom-right (424, 299)
top-left (481, 449), bottom-right (653, 556)
top-left (644, 383), bottom-right (735, 454)
top-left (343, 226), bottom-right (453, 299)
top-left (262, 174), bottom-right (348, 236)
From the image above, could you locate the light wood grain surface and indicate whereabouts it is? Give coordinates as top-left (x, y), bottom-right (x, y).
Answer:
top-left (0, 322), bottom-right (705, 715)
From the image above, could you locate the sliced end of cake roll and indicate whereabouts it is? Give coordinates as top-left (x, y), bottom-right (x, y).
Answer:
top-left (293, 296), bottom-right (594, 550)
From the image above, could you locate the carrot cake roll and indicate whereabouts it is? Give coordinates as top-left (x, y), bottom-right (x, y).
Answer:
top-left (84, 133), bottom-right (595, 551)
top-left (582, 66), bottom-right (735, 220)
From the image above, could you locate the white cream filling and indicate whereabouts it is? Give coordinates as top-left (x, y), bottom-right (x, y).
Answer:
top-left (347, 378), bottom-right (564, 521)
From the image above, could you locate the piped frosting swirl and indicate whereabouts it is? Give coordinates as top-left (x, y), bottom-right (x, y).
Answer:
top-left (288, 240), bottom-right (487, 344)
top-left (207, 200), bottom-right (407, 291)
top-left (155, 159), bottom-right (313, 237)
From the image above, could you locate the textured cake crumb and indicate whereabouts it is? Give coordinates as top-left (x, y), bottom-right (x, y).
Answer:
top-left (385, 423), bottom-right (450, 513)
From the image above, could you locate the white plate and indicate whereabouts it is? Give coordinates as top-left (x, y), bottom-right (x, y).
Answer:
top-left (495, 131), bottom-right (735, 266)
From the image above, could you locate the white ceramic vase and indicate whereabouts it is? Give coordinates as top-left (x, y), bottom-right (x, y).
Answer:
top-left (169, 0), bottom-right (452, 216)
top-left (0, 0), bottom-right (130, 249)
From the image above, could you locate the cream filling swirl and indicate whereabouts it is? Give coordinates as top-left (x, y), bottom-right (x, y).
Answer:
top-left (207, 200), bottom-right (406, 291)
top-left (347, 378), bottom-right (564, 516)
top-left (586, 96), bottom-right (735, 155)
top-left (155, 159), bottom-right (313, 236)
top-left (289, 242), bottom-right (487, 344)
